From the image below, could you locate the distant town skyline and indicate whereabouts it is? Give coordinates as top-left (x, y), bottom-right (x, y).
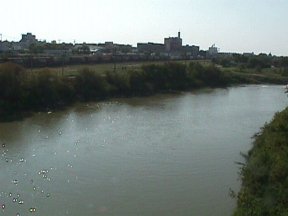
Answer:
top-left (1, 0), bottom-right (288, 56)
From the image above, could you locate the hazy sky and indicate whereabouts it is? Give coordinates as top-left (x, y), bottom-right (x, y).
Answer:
top-left (1, 0), bottom-right (288, 55)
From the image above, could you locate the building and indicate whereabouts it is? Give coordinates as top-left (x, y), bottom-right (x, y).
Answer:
top-left (183, 45), bottom-right (200, 58)
top-left (243, 52), bottom-right (254, 57)
top-left (116, 44), bottom-right (133, 54)
top-left (208, 44), bottom-right (219, 56)
top-left (164, 32), bottom-right (182, 52)
top-left (137, 42), bottom-right (165, 54)
top-left (0, 41), bottom-right (11, 52)
top-left (87, 44), bottom-right (104, 54)
top-left (11, 42), bottom-right (22, 51)
top-left (19, 33), bottom-right (38, 49)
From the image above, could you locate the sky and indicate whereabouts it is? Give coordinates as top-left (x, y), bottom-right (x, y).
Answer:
top-left (1, 0), bottom-right (288, 56)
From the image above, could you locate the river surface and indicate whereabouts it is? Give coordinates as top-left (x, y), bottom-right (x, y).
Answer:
top-left (0, 85), bottom-right (287, 216)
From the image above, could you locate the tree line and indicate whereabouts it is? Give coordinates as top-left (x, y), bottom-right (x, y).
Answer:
top-left (213, 53), bottom-right (288, 71)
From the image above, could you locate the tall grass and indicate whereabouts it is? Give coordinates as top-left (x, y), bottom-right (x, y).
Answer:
top-left (233, 108), bottom-right (288, 216)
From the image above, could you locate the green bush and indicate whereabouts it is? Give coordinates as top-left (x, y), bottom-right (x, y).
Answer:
top-left (21, 69), bottom-right (74, 109)
top-left (234, 108), bottom-right (288, 215)
top-left (75, 68), bottom-right (111, 100)
top-left (0, 61), bottom-right (233, 119)
top-left (106, 70), bottom-right (131, 95)
top-left (188, 62), bottom-right (228, 87)
top-left (0, 63), bottom-right (27, 114)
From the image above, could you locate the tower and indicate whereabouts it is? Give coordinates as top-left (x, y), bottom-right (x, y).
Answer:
top-left (178, 31), bottom-right (181, 38)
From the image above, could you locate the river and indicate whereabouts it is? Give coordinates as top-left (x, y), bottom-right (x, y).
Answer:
top-left (0, 85), bottom-right (287, 216)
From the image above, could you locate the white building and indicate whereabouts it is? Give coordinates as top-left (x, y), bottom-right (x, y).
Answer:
top-left (208, 44), bottom-right (219, 56)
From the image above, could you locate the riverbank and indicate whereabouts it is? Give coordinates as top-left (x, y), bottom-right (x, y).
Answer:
top-left (0, 61), bottom-right (288, 121)
top-left (233, 107), bottom-right (288, 216)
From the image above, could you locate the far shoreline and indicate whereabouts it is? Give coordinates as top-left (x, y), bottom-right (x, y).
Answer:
top-left (1, 61), bottom-right (288, 122)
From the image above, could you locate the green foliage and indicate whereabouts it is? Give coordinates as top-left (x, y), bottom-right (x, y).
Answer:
top-left (0, 63), bottom-right (26, 115)
top-left (0, 61), bottom-right (263, 120)
top-left (0, 63), bottom-right (75, 118)
top-left (24, 70), bottom-right (75, 109)
top-left (187, 62), bottom-right (228, 87)
top-left (128, 70), bottom-right (151, 94)
top-left (0, 61), bottom-right (239, 119)
top-left (247, 54), bottom-right (272, 69)
top-left (280, 68), bottom-right (288, 77)
top-left (106, 70), bottom-right (131, 95)
top-left (142, 62), bottom-right (188, 90)
top-left (234, 108), bottom-right (288, 215)
top-left (75, 68), bottom-right (110, 100)
top-left (213, 53), bottom-right (282, 70)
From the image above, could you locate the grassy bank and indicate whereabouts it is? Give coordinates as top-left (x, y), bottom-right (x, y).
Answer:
top-left (29, 60), bottom-right (288, 85)
top-left (29, 60), bottom-right (211, 77)
top-left (221, 66), bottom-right (288, 85)
top-left (0, 61), bottom-right (287, 121)
top-left (233, 107), bottom-right (288, 216)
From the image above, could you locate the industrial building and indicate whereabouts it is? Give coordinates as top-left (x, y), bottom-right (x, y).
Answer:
top-left (164, 32), bottom-right (183, 52)
top-left (137, 42), bottom-right (165, 54)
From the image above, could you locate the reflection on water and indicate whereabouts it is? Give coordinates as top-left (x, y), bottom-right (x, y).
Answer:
top-left (0, 85), bottom-right (287, 216)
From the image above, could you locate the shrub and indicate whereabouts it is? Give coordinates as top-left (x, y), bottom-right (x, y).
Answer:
top-left (75, 68), bottom-right (111, 100)
top-left (0, 63), bottom-right (27, 114)
top-left (234, 108), bottom-right (288, 215)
